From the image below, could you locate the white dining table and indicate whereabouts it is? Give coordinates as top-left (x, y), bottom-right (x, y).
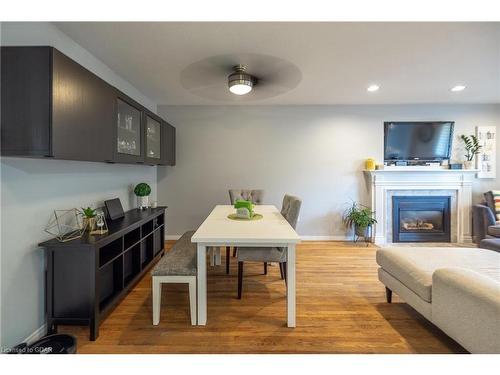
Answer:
top-left (191, 205), bottom-right (301, 327)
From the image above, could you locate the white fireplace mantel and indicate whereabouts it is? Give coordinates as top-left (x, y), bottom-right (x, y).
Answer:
top-left (363, 168), bottom-right (478, 245)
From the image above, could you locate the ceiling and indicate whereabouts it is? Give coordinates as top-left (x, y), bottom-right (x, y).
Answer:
top-left (54, 22), bottom-right (500, 105)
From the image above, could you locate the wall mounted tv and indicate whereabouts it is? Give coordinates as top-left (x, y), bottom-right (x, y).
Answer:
top-left (384, 121), bottom-right (454, 162)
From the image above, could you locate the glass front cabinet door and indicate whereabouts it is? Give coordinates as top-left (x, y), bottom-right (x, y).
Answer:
top-left (115, 97), bottom-right (144, 163)
top-left (144, 114), bottom-right (162, 165)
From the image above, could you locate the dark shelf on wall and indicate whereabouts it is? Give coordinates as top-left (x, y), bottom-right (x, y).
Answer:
top-left (1, 46), bottom-right (176, 166)
top-left (39, 207), bottom-right (167, 341)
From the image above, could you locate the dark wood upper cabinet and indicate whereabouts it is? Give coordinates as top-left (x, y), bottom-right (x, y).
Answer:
top-left (52, 49), bottom-right (115, 162)
top-left (164, 122), bottom-right (176, 166)
top-left (114, 95), bottom-right (144, 164)
top-left (1, 46), bottom-right (175, 166)
top-left (1, 47), bottom-right (52, 156)
top-left (144, 112), bottom-right (163, 165)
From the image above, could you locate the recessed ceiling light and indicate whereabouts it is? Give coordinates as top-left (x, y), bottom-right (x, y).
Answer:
top-left (450, 85), bottom-right (466, 92)
top-left (367, 84), bottom-right (380, 92)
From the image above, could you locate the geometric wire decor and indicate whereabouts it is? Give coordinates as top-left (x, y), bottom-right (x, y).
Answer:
top-left (45, 208), bottom-right (85, 242)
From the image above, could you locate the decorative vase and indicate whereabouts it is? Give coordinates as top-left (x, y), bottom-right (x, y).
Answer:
top-left (365, 158), bottom-right (376, 171)
top-left (137, 195), bottom-right (149, 210)
top-left (83, 217), bottom-right (96, 232)
top-left (354, 224), bottom-right (372, 241)
top-left (463, 160), bottom-right (474, 169)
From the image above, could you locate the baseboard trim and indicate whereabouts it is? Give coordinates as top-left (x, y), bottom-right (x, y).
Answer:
top-left (23, 323), bottom-right (47, 344)
top-left (166, 235), bottom-right (182, 240)
top-left (300, 235), bottom-right (351, 241)
top-left (166, 234), bottom-right (350, 241)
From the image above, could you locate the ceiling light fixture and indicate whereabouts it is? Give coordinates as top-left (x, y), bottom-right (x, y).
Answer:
top-left (450, 85), bottom-right (466, 92)
top-left (367, 84), bottom-right (380, 92)
top-left (228, 65), bottom-right (256, 95)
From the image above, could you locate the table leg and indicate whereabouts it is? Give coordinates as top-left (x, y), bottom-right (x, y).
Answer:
top-left (286, 244), bottom-right (296, 327)
top-left (197, 244), bottom-right (207, 325)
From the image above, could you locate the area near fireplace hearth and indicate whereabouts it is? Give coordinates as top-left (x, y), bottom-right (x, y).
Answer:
top-left (364, 168), bottom-right (478, 245)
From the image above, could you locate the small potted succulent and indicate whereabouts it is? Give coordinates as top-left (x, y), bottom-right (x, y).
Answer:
top-left (460, 134), bottom-right (481, 169)
top-left (81, 207), bottom-right (97, 231)
top-left (342, 201), bottom-right (377, 242)
top-left (134, 182), bottom-right (151, 210)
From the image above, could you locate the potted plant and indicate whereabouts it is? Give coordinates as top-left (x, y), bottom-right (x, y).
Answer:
top-left (460, 134), bottom-right (481, 169)
top-left (81, 207), bottom-right (97, 231)
top-left (134, 182), bottom-right (151, 210)
top-left (342, 202), bottom-right (377, 242)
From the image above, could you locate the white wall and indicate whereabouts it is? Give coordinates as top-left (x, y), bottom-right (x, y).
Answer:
top-left (157, 104), bottom-right (500, 238)
top-left (0, 22), bottom-right (158, 348)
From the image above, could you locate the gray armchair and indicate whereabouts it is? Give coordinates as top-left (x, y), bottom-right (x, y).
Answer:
top-left (473, 190), bottom-right (500, 244)
top-left (228, 189), bottom-right (264, 205)
top-left (473, 204), bottom-right (497, 243)
top-left (236, 194), bottom-right (302, 299)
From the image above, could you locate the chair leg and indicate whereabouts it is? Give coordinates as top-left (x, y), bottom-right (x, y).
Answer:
top-left (152, 278), bottom-right (161, 325)
top-left (188, 278), bottom-right (197, 325)
top-left (226, 246), bottom-right (230, 274)
top-left (385, 287), bottom-right (392, 303)
top-left (238, 261), bottom-right (244, 299)
top-left (283, 262), bottom-right (287, 285)
top-left (209, 248), bottom-right (215, 266)
top-left (215, 247), bottom-right (222, 266)
top-left (264, 262), bottom-right (268, 275)
top-left (279, 263), bottom-right (284, 279)
top-left (233, 247), bottom-right (237, 257)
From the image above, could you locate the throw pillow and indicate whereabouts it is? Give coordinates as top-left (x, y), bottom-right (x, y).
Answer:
top-left (491, 190), bottom-right (500, 220)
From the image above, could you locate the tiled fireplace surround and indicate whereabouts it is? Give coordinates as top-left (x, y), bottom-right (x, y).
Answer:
top-left (364, 168), bottom-right (477, 245)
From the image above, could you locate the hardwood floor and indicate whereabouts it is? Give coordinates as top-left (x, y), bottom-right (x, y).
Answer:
top-left (59, 241), bottom-right (466, 353)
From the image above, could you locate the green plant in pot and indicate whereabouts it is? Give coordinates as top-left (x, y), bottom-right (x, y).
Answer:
top-left (134, 182), bottom-right (151, 210)
top-left (81, 207), bottom-right (97, 231)
top-left (342, 202), bottom-right (377, 242)
top-left (460, 134), bottom-right (481, 169)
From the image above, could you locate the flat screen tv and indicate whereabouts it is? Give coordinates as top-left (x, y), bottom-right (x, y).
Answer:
top-left (384, 121), bottom-right (454, 162)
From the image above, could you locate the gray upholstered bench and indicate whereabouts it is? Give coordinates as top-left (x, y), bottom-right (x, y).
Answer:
top-left (151, 230), bottom-right (197, 325)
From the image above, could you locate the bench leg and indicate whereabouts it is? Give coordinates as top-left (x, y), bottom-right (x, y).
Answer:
top-left (152, 278), bottom-right (161, 325)
top-left (385, 287), bottom-right (392, 303)
top-left (188, 277), bottom-right (197, 325)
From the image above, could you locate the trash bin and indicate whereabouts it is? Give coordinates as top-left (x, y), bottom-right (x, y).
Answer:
top-left (9, 334), bottom-right (77, 354)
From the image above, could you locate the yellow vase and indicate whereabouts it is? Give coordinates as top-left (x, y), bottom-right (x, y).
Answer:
top-left (365, 158), bottom-right (376, 170)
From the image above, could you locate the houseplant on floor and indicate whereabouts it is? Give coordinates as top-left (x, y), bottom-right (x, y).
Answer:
top-left (342, 201), bottom-right (377, 243)
top-left (460, 134), bottom-right (481, 169)
top-left (134, 182), bottom-right (151, 210)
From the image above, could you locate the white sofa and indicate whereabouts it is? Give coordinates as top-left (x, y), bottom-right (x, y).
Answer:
top-left (376, 247), bottom-right (500, 353)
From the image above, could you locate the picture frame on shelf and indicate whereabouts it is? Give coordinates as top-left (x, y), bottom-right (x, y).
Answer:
top-left (476, 126), bottom-right (496, 178)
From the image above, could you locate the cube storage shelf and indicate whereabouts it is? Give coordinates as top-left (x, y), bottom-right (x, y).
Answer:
top-left (40, 207), bottom-right (166, 340)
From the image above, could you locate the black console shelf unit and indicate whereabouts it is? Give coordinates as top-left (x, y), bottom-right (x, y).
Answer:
top-left (39, 207), bottom-right (166, 341)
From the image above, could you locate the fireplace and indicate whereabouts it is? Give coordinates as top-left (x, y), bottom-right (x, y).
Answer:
top-left (392, 196), bottom-right (451, 242)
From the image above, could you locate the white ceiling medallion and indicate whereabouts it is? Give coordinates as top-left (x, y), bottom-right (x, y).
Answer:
top-left (228, 65), bottom-right (256, 95)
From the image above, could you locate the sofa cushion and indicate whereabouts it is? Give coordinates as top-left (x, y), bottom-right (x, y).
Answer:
top-left (151, 230), bottom-right (197, 276)
top-left (376, 247), bottom-right (500, 302)
top-left (487, 225), bottom-right (500, 237)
